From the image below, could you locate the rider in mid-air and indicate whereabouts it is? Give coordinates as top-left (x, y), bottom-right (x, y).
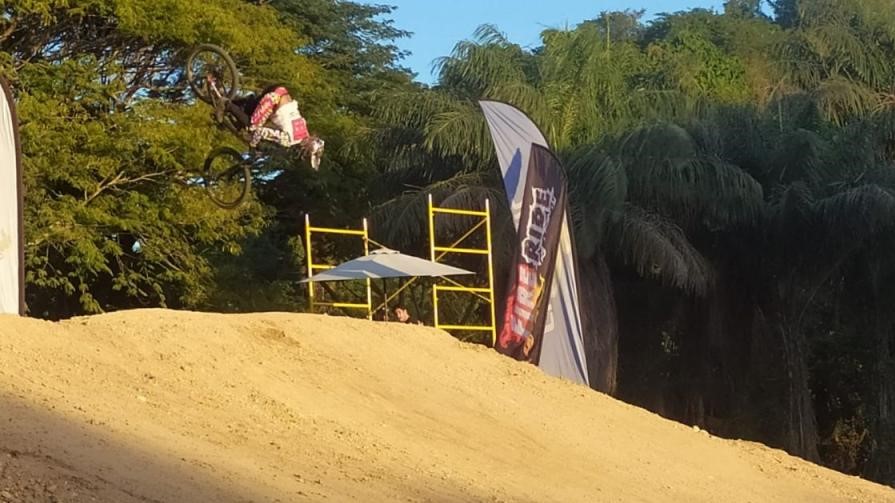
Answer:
top-left (214, 80), bottom-right (325, 169)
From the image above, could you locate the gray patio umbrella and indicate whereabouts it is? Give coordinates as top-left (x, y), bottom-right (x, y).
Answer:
top-left (300, 248), bottom-right (475, 321)
top-left (300, 248), bottom-right (474, 282)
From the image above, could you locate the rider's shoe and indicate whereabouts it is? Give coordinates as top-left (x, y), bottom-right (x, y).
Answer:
top-left (309, 138), bottom-right (324, 170)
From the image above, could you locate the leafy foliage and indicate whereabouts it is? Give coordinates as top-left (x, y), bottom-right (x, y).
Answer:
top-left (7, 0), bottom-right (895, 488)
top-left (2, 0), bottom-right (410, 316)
top-left (371, 1), bottom-right (895, 486)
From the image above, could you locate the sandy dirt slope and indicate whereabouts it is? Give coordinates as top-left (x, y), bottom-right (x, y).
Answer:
top-left (0, 309), bottom-right (893, 503)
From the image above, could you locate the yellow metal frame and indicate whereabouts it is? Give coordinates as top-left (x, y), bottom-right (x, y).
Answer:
top-left (304, 214), bottom-right (373, 319)
top-left (427, 194), bottom-right (497, 346)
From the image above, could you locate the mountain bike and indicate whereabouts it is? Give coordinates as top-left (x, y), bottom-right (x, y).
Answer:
top-left (185, 44), bottom-right (324, 208)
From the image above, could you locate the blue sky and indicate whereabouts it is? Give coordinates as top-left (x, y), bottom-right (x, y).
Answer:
top-left (378, 1), bottom-right (725, 83)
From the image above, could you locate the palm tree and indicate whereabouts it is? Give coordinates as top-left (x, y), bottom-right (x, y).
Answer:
top-left (371, 20), bottom-right (762, 395)
top-left (772, 0), bottom-right (895, 124)
top-left (367, 3), bottom-right (895, 481)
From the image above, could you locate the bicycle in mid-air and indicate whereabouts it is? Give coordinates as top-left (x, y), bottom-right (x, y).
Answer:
top-left (185, 44), bottom-right (324, 209)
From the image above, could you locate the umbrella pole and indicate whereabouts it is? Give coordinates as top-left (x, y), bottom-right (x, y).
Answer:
top-left (383, 278), bottom-right (389, 321)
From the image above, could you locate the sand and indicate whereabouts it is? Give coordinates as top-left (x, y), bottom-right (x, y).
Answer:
top-left (0, 308), bottom-right (893, 502)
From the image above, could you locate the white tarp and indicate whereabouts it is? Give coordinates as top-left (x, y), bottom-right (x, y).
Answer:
top-left (480, 100), bottom-right (589, 386)
top-left (0, 77), bottom-right (23, 315)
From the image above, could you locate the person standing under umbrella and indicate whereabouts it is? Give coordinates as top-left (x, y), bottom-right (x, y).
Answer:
top-left (394, 306), bottom-right (422, 325)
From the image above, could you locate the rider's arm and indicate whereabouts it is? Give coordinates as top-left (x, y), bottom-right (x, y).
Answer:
top-left (249, 88), bottom-right (288, 129)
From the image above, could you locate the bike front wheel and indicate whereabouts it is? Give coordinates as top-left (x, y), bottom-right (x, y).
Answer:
top-left (203, 146), bottom-right (252, 209)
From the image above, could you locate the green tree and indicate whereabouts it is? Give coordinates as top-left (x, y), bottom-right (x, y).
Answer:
top-left (1, 0), bottom-right (413, 316)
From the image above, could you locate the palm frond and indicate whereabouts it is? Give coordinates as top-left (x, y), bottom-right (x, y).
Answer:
top-left (565, 145), bottom-right (628, 259)
top-left (616, 122), bottom-right (764, 228)
top-left (374, 89), bottom-right (458, 129)
top-left (766, 181), bottom-right (815, 234)
top-left (434, 25), bottom-right (532, 95)
top-left (369, 172), bottom-right (503, 251)
top-left (603, 204), bottom-right (714, 295)
top-left (423, 101), bottom-right (495, 167)
top-left (815, 184), bottom-right (895, 243)
top-left (813, 77), bottom-right (878, 125)
top-left (767, 128), bottom-right (833, 184)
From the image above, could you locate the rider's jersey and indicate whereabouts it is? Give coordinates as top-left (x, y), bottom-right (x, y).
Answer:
top-left (270, 100), bottom-right (310, 146)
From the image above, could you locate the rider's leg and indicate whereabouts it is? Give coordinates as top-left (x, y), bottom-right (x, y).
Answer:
top-left (249, 126), bottom-right (291, 148)
top-left (225, 100), bottom-right (252, 128)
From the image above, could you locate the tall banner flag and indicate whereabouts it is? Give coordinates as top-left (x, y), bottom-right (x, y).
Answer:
top-left (480, 100), bottom-right (589, 385)
top-left (0, 77), bottom-right (24, 316)
top-left (498, 144), bottom-right (566, 363)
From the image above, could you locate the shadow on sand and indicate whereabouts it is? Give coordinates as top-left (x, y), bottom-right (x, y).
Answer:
top-left (0, 393), bottom-right (269, 503)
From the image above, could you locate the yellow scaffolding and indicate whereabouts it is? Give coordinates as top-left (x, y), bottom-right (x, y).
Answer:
top-left (304, 214), bottom-right (372, 319)
top-left (427, 194), bottom-right (497, 346)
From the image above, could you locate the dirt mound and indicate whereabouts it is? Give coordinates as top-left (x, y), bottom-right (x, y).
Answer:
top-left (0, 309), bottom-right (893, 502)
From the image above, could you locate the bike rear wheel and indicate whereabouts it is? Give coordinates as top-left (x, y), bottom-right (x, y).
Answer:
top-left (203, 147), bottom-right (252, 209)
top-left (186, 44), bottom-right (240, 104)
